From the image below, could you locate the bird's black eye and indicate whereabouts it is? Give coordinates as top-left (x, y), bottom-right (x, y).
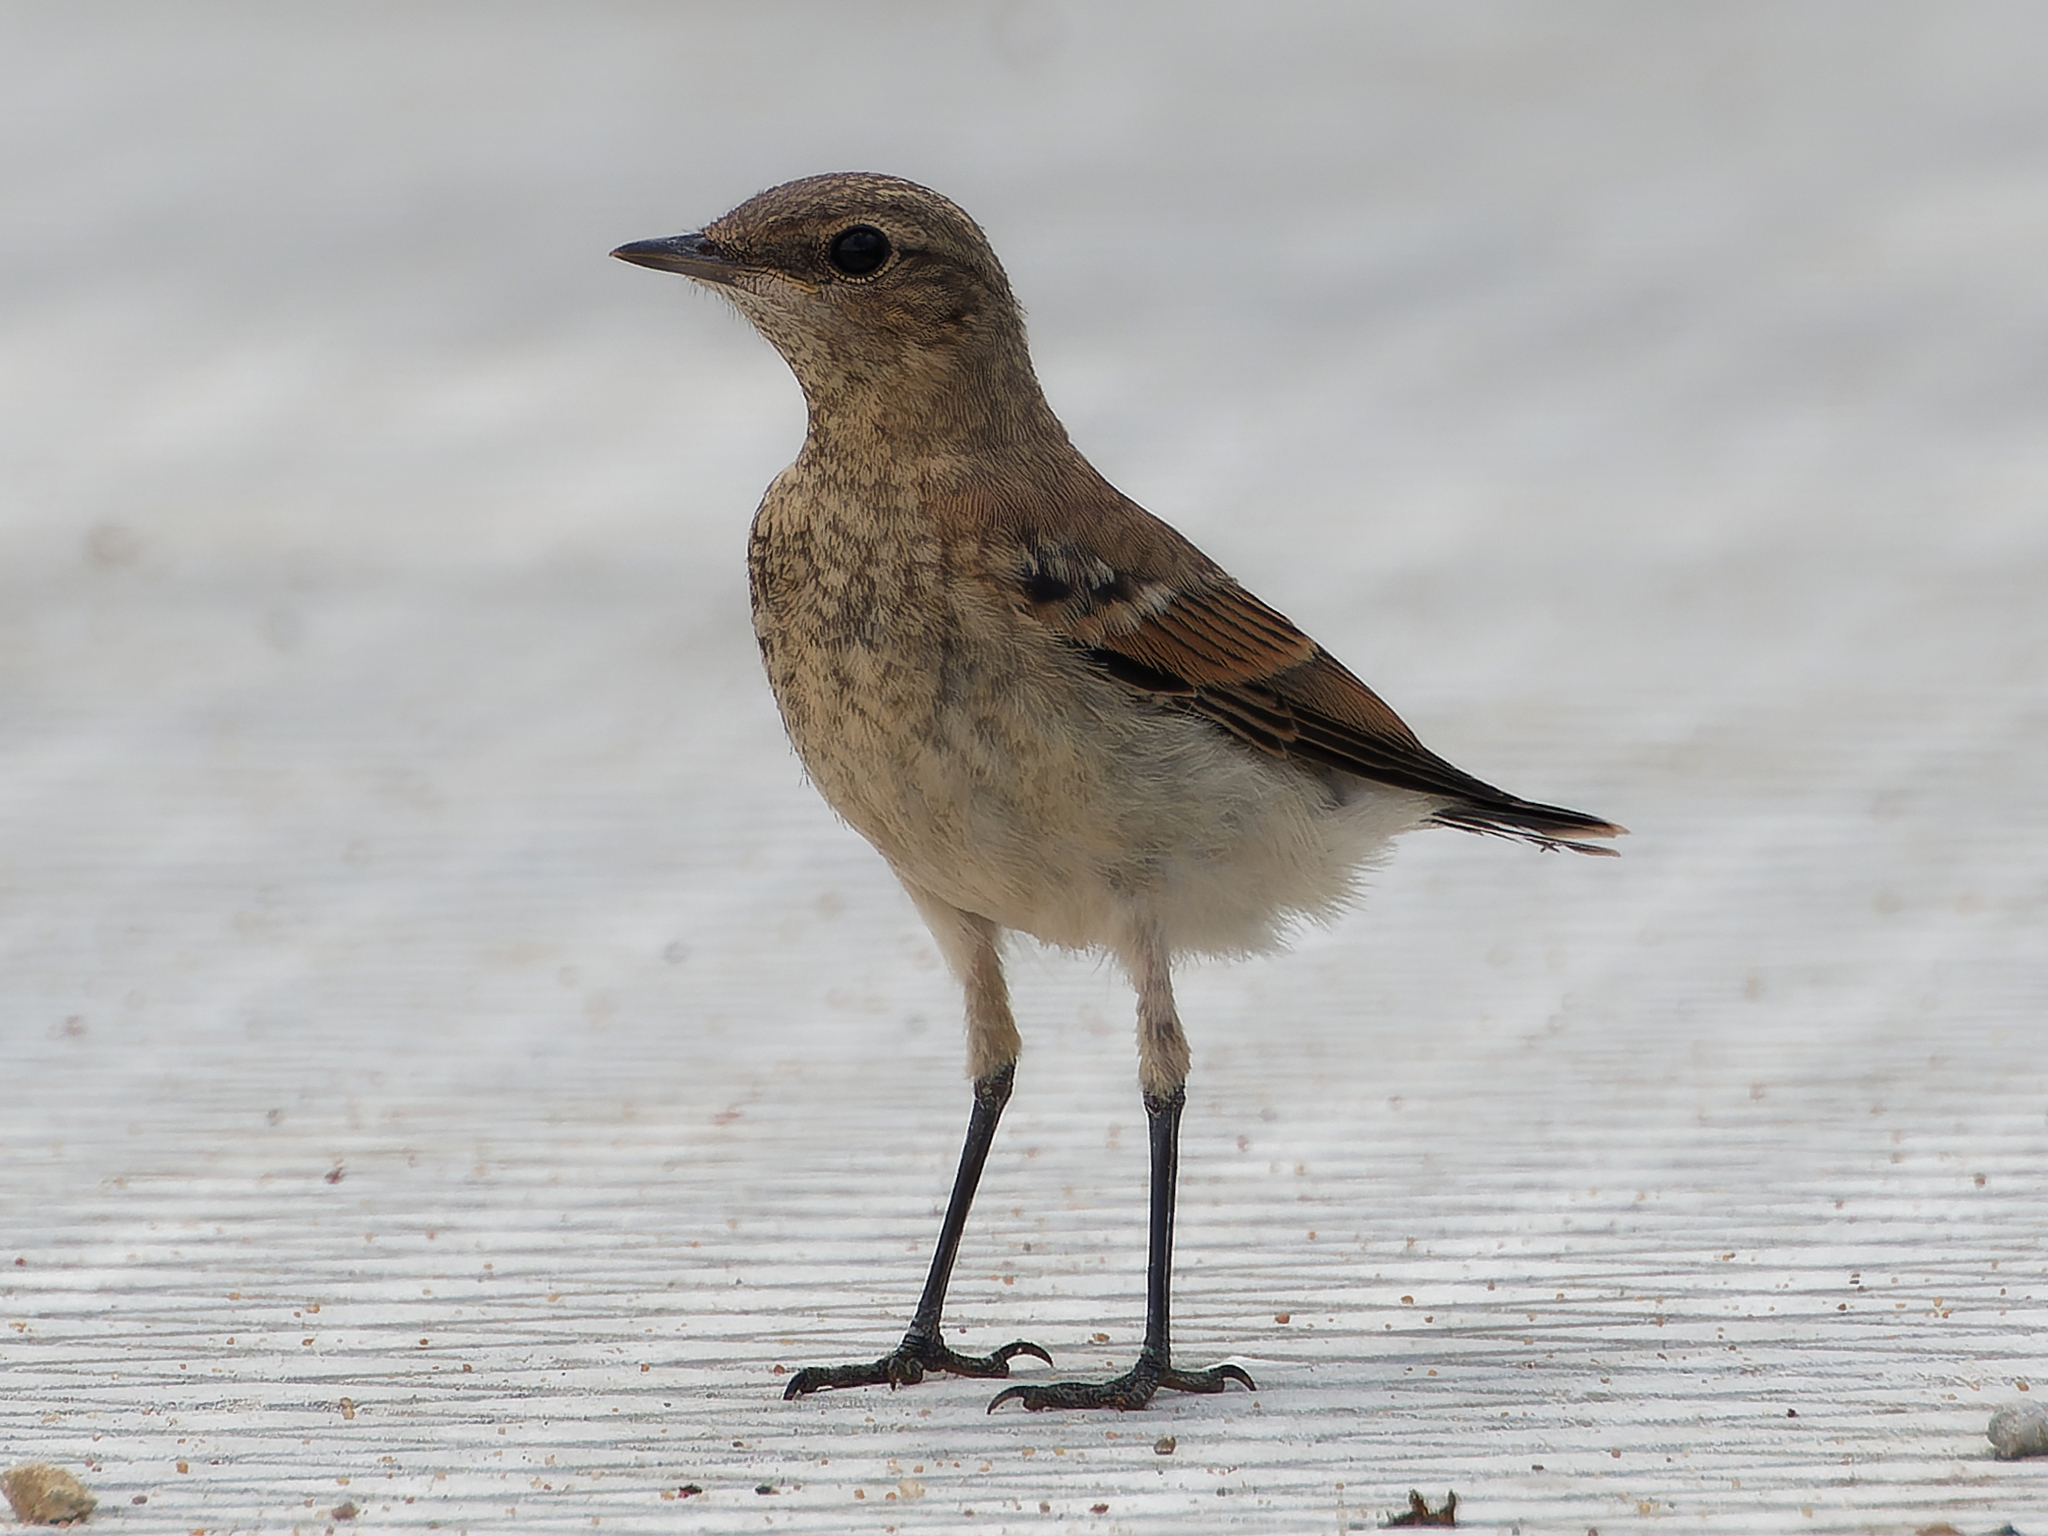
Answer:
top-left (827, 225), bottom-right (891, 277)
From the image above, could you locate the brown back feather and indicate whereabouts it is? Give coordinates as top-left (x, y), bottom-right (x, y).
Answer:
top-left (937, 472), bottom-right (1623, 854)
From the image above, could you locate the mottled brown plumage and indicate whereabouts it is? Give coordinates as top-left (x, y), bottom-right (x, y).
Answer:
top-left (615, 172), bottom-right (1620, 1413)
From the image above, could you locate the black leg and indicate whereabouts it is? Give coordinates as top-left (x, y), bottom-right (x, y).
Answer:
top-left (783, 1063), bottom-right (1051, 1398)
top-left (988, 1085), bottom-right (1254, 1412)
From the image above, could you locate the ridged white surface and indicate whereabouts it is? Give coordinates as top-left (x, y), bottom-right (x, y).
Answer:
top-left (4, 4), bottom-right (2046, 1532)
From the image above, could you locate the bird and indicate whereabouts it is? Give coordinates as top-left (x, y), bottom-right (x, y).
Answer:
top-left (612, 172), bottom-right (1621, 1413)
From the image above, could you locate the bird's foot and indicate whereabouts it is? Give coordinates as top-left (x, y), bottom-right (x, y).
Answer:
top-left (782, 1331), bottom-right (1051, 1400)
top-left (986, 1351), bottom-right (1255, 1413)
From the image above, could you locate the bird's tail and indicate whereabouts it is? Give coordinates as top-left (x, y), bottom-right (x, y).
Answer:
top-left (1429, 794), bottom-right (1625, 857)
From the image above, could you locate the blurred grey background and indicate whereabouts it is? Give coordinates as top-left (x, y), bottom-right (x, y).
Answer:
top-left (5, 1), bottom-right (2042, 1056)
top-left (3, 5), bottom-right (2046, 1530)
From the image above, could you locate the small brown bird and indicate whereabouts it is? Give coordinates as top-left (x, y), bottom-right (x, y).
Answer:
top-left (614, 173), bottom-right (1620, 1413)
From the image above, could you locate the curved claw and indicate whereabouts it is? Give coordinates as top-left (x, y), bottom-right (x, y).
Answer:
top-left (783, 1358), bottom-right (909, 1400)
top-left (988, 1358), bottom-right (1256, 1413)
top-left (783, 1334), bottom-right (1054, 1400)
top-left (989, 1338), bottom-right (1055, 1371)
top-left (1171, 1362), bottom-right (1257, 1395)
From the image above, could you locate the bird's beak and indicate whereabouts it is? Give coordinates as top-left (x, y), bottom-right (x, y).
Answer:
top-left (610, 232), bottom-right (739, 285)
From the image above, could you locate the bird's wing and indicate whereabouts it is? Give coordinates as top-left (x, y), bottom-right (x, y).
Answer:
top-left (943, 473), bottom-right (1623, 854)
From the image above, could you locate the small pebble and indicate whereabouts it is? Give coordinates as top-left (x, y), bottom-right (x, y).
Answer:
top-left (1988, 1402), bottom-right (2048, 1459)
top-left (1, 1464), bottom-right (98, 1526)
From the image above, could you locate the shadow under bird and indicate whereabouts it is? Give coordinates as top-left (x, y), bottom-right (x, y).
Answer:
top-left (614, 172), bottom-right (1622, 1412)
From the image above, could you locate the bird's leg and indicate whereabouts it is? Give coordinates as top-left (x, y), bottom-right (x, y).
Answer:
top-left (783, 903), bottom-right (1050, 1399)
top-left (783, 1064), bottom-right (1050, 1397)
top-left (989, 932), bottom-right (1254, 1413)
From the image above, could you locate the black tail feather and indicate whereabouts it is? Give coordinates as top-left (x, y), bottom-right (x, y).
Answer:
top-left (1429, 796), bottom-right (1625, 856)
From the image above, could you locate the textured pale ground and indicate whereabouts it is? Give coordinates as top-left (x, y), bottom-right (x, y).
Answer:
top-left (3, 4), bottom-right (2046, 1533)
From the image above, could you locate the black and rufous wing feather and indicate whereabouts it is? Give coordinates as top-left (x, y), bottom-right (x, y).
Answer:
top-left (1085, 579), bottom-right (1620, 855)
top-left (956, 477), bottom-right (1623, 856)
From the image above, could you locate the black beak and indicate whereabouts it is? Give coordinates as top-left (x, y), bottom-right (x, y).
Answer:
top-left (610, 232), bottom-right (738, 285)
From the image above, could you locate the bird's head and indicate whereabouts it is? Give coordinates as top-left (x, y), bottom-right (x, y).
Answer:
top-left (615, 173), bottom-right (1057, 451)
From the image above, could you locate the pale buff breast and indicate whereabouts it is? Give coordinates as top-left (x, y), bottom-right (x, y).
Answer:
top-left (747, 481), bottom-right (1434, 958)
